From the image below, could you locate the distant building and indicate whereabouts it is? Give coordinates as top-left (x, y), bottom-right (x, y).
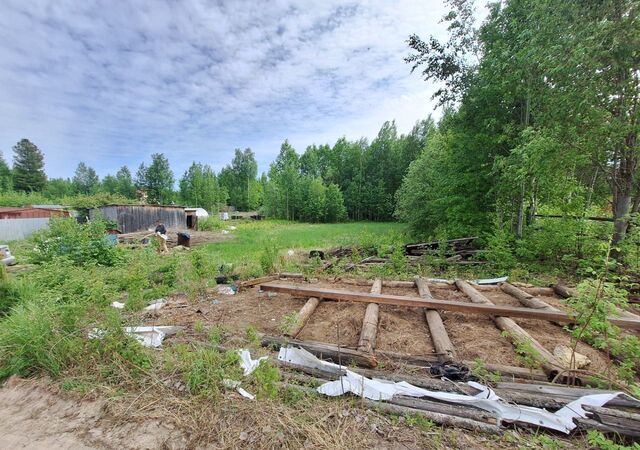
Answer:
top-left (0, 207), bottom-right (71, 241)
top-left (89, 204), bottom-right (187, 233)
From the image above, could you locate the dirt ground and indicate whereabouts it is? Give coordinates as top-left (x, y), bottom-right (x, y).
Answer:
top-left (118, 229), bottom-right (234, 249)
top-left (154, 278), bottom-right (621, 376)
top-left (0, 377), bottom-right (188, 449)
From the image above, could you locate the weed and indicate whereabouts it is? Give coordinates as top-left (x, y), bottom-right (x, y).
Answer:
top-left (260, 242), bottom-right (278, 274)
top-left (248, 360), bottom-right (280, 399)
top-left (245, 326), bottom-right (260, 346)
top-left (279, 312), bottom-right (299, 335)
top-left (208, 325), bottom-right (228, 345)
top-left (471, 359), bottom-right (502, 384)
top-left (586, 430), bottom-right (639, 450)
top-left (405, 413), bottom-right (434, 432)
top-left (198, 217), bottom-right (224, 231)
top-left (194, 320), bottom-right (205, 334)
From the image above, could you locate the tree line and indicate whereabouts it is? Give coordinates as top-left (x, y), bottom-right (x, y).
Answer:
top-left (0, 117), bottom-right (434, 223)
top-left (395, 0), bottom-right (639, 251)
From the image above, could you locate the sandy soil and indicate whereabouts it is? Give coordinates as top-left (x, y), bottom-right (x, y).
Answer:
top-left (152, 277), bottom-right (622, 375)
top-left (0, 377), bottom-right (188, 450)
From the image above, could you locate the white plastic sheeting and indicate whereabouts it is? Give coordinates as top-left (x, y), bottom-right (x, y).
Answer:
top-left (90, 326), bottom-right (184, 348)
top-left (278, 346), bottom-right (631, 433)
top-left (144, 298), bottom-right (167, 312)
top-left (238, 349), bottom-right (268, 376)
top-left (474, 276), bottom-right (509, 285)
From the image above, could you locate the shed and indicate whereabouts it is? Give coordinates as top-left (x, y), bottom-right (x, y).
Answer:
top-left (184, 207), bottom-right (209, 229)
top-left (0, 207), bottom-right (70, 219)
top-left (0, 207), bottom-right (70, 241)
top-left (89, 204), bottom-right (187, 233)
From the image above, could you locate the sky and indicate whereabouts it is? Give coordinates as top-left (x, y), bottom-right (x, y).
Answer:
top-left (0, 0), bottom-right (485, 180)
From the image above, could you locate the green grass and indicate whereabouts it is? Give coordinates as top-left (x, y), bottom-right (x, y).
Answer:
top-left (199, 220), bottom-right (406, 277)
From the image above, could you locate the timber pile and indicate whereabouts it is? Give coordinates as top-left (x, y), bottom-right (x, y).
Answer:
top-left (275, 344), bottom-right (640, 436)
top-left (261, 276), bottom-right (640, 436)
top-left (404, 236), bottom-right (486, 264)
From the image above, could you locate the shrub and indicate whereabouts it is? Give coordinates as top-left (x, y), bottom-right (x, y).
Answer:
top-left (30, 218), bottom-right (123, 266)
top-left (198, 217), bottom-right (224, 231)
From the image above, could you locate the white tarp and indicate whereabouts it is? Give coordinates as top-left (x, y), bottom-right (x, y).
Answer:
top-left (474, 276), bottom-right (509, 285)
top-left (278, 346), bottom-right (632, 433)
top-left (238, 349), bottom-right (268, 376)
top-left (144, 298), bottom-right (167, 312)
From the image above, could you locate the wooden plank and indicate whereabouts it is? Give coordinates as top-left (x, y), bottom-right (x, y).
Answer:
top-left (415, 277), bottom-right (456, 362)
top-left (259, 283), bottom-right (640, 330)
top-left (583, 405), bottom-right (640, 435)
top-left (261, 335), bottom-right (378, 368)
top-left (357, 279), bottom-right (382, 353)
top-left (286, 297), bottom-right (321, 338)
top-left (455, 280), bottom-right (565, 379)
top-left (238, 275), bottom-right (279, 287)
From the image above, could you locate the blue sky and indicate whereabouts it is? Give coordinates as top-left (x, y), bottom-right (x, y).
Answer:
top-left (0, 1), bottom-right (484, 179)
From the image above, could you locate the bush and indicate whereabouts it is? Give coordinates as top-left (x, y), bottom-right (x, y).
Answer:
top-left (198, 217), bottom-right (224, 231)
top-left (30, 218), bottom-right (123, 266)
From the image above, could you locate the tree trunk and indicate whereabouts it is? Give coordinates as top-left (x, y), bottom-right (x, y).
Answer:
top-left (612, 190), bottom-right (632, 248)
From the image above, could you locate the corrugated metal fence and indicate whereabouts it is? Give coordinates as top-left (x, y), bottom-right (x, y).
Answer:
top-left (0, 218), bottom-right (50, 241)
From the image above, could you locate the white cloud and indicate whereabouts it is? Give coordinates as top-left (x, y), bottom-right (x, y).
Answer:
top-left (0, 0), bottom-right (486, 178)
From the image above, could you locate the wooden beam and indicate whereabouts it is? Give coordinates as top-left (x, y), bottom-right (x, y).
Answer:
top-left (238, 275), bottom-right (279, 287)
top-left (286, 297), bottom-right (321, 338)
top-left (455, 280), bottom-right (565, 379)
top-left (500, 283), bottom-right (562, 312)
top-left (357, 279), bottom-right (382, 353)
top-left (261, 335), bottom-right (378, 368)
top-left (415, 277), bottom-right (456, 362)
top-left (259, 282), bottom-right (640, 330)
top-left (554, 283), bottom-right (640, 320)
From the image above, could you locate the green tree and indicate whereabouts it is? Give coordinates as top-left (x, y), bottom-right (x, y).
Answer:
top-left (325, 183), bottom-right (347, 222)
top-left (12, 139), bottom-right (46, 192)
top-left (135, 154), bottom-right (174, 204)
top-left (179, 162), bottom-right (227, 212)
top-left (114, 166), bottom-right (136, 198)
top-left (44, 178), bottom-right (74, 198)
top-left (219, 148), bottom-right (258, 211)
top-left (72, 162), bottom-right (99, 194)
top-left (0, 152), bottom-right (11, 192)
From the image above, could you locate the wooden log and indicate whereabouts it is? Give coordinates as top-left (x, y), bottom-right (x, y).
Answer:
top-left (500, 283), bottom-right (562, 312)
top-left (287, 297), bottom-right (321, 338)
top-left (261, 335), bottom-right (378, 368)
top-left (259, 283), bottom-right (640, 330)
top-left (357, 279), bottom-right (382, 353)
top-left (554, 283), bottom-right (640, 320)
top-left (330, 278), bottom-right (416, 288)
top-left (575, 417), bottom-right (640, 438)
top-left (282, 381), bottom-right (501, 433)
top-left (374, 349), bottom-right (549, 382)
top-left (416, 277), bottom-right (456, 362)
top-left (523, 287), bottom-right (556, 297)
top-left (455, 280), bottom-right (565, 379)
top-left (553, 283), bottom-right (576, 299)
top-left (280, 272), bottom-right (305, 279)
top-left (583, 405), bottom-right (640, 436)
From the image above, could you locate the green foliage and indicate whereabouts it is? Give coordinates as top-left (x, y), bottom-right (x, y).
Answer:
top-left (30, 218), bottom-right (123, 266)
top-left (218, 148), bottom-right (259, 211)
top-left (171, 346), bottom-right (241, 398)
top-left (72, 162), bottom-right (99, 195)
top-left (259, 242), bottom-right (278, 274)
top-left (279, 312), bottom-right (299, 335)
top-left (135, 153), bottom-right (174, 204)
top-left (12, 138), bottom-right (47, 192)
top-left (180, 162), bottom-right (228, 212)
top-left (0, 151), bottom-right (12, 192)
top-left (245, 326), bottom-right (260, 346)
top-left (248, 360), bottom-right (280, 399)
top-left (586, 430), bottom-right (640, 450)
top-left (197, 216), bottom-right (224, 231)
